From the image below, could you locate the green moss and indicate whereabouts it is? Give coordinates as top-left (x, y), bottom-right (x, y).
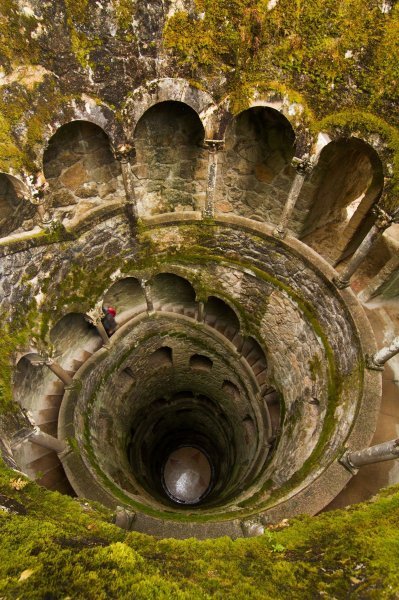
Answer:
top-left (163, 0), bottom-right (396, 122)
top-left (1, 458), bottom-right (399, 598)
top-left (0, 0), bottom-right (41, 68)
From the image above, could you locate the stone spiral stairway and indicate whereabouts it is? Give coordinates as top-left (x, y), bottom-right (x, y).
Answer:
top-left (14, 282), bottom-right (279, 498)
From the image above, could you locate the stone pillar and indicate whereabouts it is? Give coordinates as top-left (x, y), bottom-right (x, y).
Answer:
top-left (333, 206), bottom-right (399, 289)
top-left (113, 143), bottom-right (138, 225)
top-left (28, 426), bottom-right (66, 454)
top-left (366, 336), bottom-right (399, 370)
top-left (86, 305), bottom-right (111, 348)
top-left (197, 301), bottom-right (205, 322)
top-left (203, 140), bottom-right (224, 218)
top-left (28, 171), bottom-right (52, 226)
top-left (45, 360), bottom-right (74, 387)
top-left (274, 156), bottom-right (314, 238)
top-left (141, 279), bottom-right (154, 312)
top-left (340, 438), bottom-right (399, 474)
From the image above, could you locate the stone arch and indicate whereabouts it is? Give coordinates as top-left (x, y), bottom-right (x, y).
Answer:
top-left (40, 96), bottom-right (123, 161)
top-left (204, 295), bottom-right (241, 335)
top-left (103, 277), bottom-right (146, 316)
top-left (151, 272), bottom-right (197, 308)
top-left (126, 78), bottom-right (216, 134)
top-left (50, 313), bottom-right (102, 369)
top-left (43, 120), bottom-right (124, 223)
top-left (0, 173), bottom-right (35, 237)
top-left (218, 106), bottom-right (296, 222)
top-left (299, 137), bottom-right (384, 258)
top-left (189, 354), bottom-right (213, 372)
top-left (133, 100), bottom-right (207, 216)
top-left (148, 346), bottom-right (173, 369)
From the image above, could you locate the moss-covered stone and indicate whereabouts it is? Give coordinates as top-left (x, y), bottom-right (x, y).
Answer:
top-left (0, 459), bottom-right (399, 598)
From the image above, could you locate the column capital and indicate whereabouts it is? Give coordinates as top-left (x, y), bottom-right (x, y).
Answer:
top-left (203, 139), bottom-right (225, 152)
top-left (85, 302), bottom-right (105, 326)
top-left (27, 171), bottom-right (49, 205)
top-left (112, 142), bottom-right (136, 163)
top-left (291, 156), bottom-right (314, 175)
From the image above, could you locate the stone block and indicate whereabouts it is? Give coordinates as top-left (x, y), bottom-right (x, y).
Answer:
top-left (52, 188), bottom-right (78, 207)
top-left (60, 162), bottom-right (88, 190)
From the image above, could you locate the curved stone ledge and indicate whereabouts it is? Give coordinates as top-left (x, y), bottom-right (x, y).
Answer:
top-left (48, 213), bottom-right (381, 536)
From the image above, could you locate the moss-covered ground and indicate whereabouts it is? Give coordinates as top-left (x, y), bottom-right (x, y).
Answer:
top-left (0, 460), bottom-right (398, 599)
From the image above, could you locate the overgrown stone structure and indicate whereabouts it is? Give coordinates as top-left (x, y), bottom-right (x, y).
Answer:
top-left (0, 1), bottom-right (399, 587)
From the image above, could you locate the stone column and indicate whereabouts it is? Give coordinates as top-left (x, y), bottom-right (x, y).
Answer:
top-left (28, 426), bottom-right (66, 454)
top-left (45, 360), bottom-right (74, 387)
top-left (141, 279), bottom-right (154, 312)
top-left (203, 140), bottom-right (224, 218)
top-left (366, 336), bottom-right (399, 370)
top-left (113, 143), bottom-right (138, 225)
top-left (340, 438), bottom-right (399, 474)
top-left (29, 354), bottom-right (74, 387)
top-left (28, 171), bottom-right (52, 226)
top-left (333, 206), bottom-right (399, 289)
top-left (86, 305), bottom-right (111, 348)
top-left (197, 301), bottom-right (205, 322)
top-left (274, 156), bottom-right (314, 238)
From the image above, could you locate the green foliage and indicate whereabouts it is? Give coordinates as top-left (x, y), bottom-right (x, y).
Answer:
top-left (0, 458), bottom-right (399, 598)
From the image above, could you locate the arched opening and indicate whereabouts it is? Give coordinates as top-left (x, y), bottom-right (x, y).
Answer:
top-left (133, 101), bottom-right (207, 215)
top-left (220, 107), bottom-right (296, 222)
top-left (204, 296), bottom-right (241, 339)
top-left (0, 173), bottom-right (34, 237)
top-left (148, 347), bottom-right (173, 368)
top-left (300, 138), bottom-right (384, 261)
top-left (50, 313), bottom-right (102, 371)
top-left (189, 354), bottom-right (213, 372)
top-left (43, 121), bottom-right (123, 223)
top-left (151, 273), bottom-right (197, 314)
top-left (103, 277), bottom-right (146, 322)
top-left (241, 336), bottom-right (268, 389)
top-left (13, 354), bottom-right (74, 494)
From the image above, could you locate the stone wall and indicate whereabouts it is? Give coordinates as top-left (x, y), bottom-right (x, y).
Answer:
top-left (216, 107), bottom-right (296, 223)
top-left (133, 101), bottom-right (208, 215)
top-left (44, 121), bottom-right (124, 225)
top-left (0, 174), bottom-right (35, 237)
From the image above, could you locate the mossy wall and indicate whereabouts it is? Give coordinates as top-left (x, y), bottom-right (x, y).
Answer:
top-left (0, 0), bottom-right (398, 201)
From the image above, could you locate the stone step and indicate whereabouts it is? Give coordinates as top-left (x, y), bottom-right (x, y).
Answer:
top-left (37, 463), bottom-right (67, 489)
top-left (37, 406), bottom-right (60, 424)
top-left (252, 362), bottom-right (267, 376)
top-left (71, 358), bottom-right (84, 372)
top-left (41, 394), bottom-right (64, 409)
top-left (28, 451), bottom-right (59, 474)
top-left (39, 421), bottom-right (58, 436)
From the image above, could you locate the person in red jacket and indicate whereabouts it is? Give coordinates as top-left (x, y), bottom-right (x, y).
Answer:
top-left (101, 306), bottom-right (117, 336)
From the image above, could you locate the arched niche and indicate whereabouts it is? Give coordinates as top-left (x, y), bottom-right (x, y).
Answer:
top-left (299, 138), bottom-right (384, 258)
top-left (0, 173), bottom-right (34, 237)
top-left (151, 273), bottom-right (196, 309)
top-left (219, 107), bottom-right (296, 222)
top-left (189, 354), bottom-right (213, 372)
top-left (133, 101), bottom-right (207, 216)
top-left (241, 336), bottom-right (268, 388)
top-left (204, 296), bottom-right (241, 337)
top-left (43, 120), bottom-right (123, 222)
top-left (148, 347), bottom-right (173, 369)
top-left (50, 313), bottom-right (102, 369)
top-left (103, 277), bottom-right (146, 316)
